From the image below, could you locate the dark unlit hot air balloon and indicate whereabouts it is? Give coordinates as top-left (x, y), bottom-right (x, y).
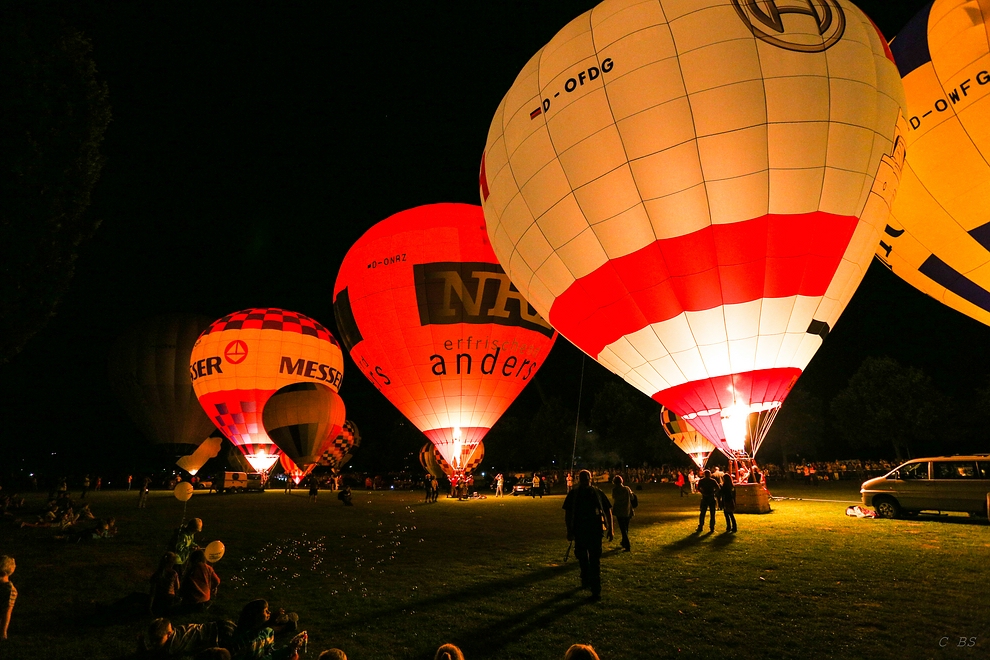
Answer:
top-left (108, 314), bottom-right (217, 461)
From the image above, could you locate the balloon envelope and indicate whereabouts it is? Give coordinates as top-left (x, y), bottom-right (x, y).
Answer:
top-left (175, 436), bottom-right (223, 476)
top-left (319, 419), bottom-right (361, 469)
top-left (107, 314), bottom-right (217, 458)
top-left (879, 0), bottom-right (990, 326)
top-left (418, 441), bottom-right (485, 479)
top-left (189, 308), bottom-right (344, 472)
top-left (334, 204), bottom-right (557, 469)
top-left (480, 0), bottom-right (905, 451)
top-left (660, 407), bottom-right (717, 468)
top-left (263, 383), bottom-right (346, 470)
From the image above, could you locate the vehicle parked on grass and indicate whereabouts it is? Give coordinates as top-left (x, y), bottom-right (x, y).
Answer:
top-left (860, 455), bottom-right (990, 519)
top-left (219, 471), bottom-right (264, 493)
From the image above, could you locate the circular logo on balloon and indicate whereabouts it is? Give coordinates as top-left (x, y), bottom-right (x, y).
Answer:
top-left (224, 340), bottom-right (249, 365)
top-left (731, 0), bottom-right (844, 52)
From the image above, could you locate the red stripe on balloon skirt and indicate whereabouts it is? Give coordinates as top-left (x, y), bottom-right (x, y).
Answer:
top-left (549, 212), bottom-right (858, 357)
top-left (652, 367), bottom-right (801, 450)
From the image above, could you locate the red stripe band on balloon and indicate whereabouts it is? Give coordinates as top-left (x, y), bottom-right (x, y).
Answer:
top-left (549, 212), bottom-right (858, 357)
top-left (652, 367), bottom-right (801, 446)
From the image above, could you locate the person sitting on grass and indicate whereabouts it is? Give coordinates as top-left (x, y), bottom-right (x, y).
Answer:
top-left (149, 552), bottom-right (181, 616)
top-left (0, 555), bottom-right (16, 641)
top-left (337, 486), bottom-right (353, 506)
top-left (435, 644), bottom-right (465, 660)
top-left (169, 518), bottom-right (203, 566)
top-left (229, 599), bottom-right (305, 660)
top-left (564, 643), bottom-right (601, 660)
top-left (181, 549), bottom-right (220, 612)
top-left (137, 617), bottom-right (235, 659)
top-left (318, 650), bottom-right (347, 660)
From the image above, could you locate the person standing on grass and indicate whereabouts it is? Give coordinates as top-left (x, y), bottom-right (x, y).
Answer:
top-left (675, 470), bottom-right (687, 497)
top-left (139, 476), bottom-right (152, 508)
top-left (81, 474), bottom-right (91, 499)
top-left (563, 469), bottom-right (613, 600)
top-left (495, 473), bottom-right (504, 497)
top-left (611, 475), bottom-right (635, 552)
top-left (720, 474), bottom-right (737, 533)
top-left (696, 470), bottom-right (719, 533)
top-left (308, 476), bottom-right (319, 503)
top-left (0, 556), bottom-right (16, 641)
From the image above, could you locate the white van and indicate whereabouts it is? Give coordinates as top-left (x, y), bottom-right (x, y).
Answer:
top-left (221, 472), bottom-right (264, 493)
top-left (861, 456), bottom-right (990, 518)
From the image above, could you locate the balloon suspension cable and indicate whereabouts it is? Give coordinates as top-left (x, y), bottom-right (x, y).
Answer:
top-left (569, 355), bottom-right (586, 479)
top-left (749, 404), bottom-right (782, 458)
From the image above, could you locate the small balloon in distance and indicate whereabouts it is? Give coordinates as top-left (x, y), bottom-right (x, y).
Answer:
top-left (205, 540), bottom-right (225, 563)
top-left (173, 482), bottom-right (194, 502)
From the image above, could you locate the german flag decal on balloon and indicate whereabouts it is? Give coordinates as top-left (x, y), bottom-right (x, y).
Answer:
top-left (190, 308), bottom-right (344, 472)
top-left (480, 0), bottom-right (905, 454)
top-left (333, 203), bottom-right (557, 470)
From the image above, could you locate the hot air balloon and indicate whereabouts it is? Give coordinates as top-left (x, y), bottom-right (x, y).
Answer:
top-left (108, 314), bottom-right (217, 461)
top-left (480, 0), bottom-right (905, 455)
top-left (877, 0), bottom-right (990, 326)
top-left (263, 382), bottom-right (346, 473)
top-left (189, 308), bottom-right (344, 472)
top-left (175, 435), bottom-right (223, 476)
top-left (333, 204), bottom-right (557, 472)
top-left (660, 407), bottom-right (718, 468)
top-left (319, 419), bottom-right (361, 469)
top-left (418, 441), bottom-right (485, 479)
top-left (279, 453), bottom-right (306, 485)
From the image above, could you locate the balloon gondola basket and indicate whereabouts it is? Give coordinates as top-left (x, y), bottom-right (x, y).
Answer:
top-left (735, 483), bottom-right (772, 514)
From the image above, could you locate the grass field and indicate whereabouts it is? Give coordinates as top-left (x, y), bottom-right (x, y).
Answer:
top-left (2, 481), bottom-right (988, 659)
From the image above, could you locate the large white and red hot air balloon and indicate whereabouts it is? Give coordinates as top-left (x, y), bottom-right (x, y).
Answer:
top-left (480, 0), bottom-right (906, 453)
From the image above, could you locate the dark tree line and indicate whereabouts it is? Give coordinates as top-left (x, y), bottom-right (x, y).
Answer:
top-left (0, 3), bottom-right (111, 364)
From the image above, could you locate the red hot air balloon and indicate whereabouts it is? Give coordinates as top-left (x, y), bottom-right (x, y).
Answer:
top-left (189, 308), bottom-right (344, 473)
top-left (480, 0), bottom-right (905, 453)
top-left (334, 204), bottom-right (557, 472)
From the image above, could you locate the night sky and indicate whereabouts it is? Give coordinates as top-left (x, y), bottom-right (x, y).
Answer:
top-left (5, 0), bottom-right (983, 477)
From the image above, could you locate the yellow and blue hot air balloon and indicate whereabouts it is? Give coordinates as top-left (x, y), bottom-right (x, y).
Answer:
top-left (880, 0), bottom-right (990, 326)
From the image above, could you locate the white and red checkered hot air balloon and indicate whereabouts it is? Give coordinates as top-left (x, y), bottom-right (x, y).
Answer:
top-left (480, 0), bottom-right (906, 455)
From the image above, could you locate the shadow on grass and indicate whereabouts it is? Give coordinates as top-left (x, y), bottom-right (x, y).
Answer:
top-left (454, 587), bottom-right (590, 659)
top-left (335, 559), bottom-right (590, 657)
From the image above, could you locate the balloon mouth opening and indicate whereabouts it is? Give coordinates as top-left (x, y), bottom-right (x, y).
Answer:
top-left (245, 451), bottom-right (280, 472)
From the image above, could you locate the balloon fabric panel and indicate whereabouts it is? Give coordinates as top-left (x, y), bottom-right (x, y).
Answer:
top-left (481, 0), bottom-right (905, 449)
top-left (333, 204), bottom-right (556, 469)
top-left (881, 0), bottom-right (990, 326)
